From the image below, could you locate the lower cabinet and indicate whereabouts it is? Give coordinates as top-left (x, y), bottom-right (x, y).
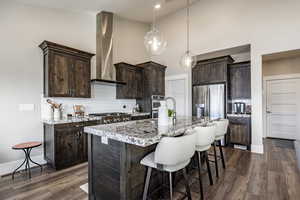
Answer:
top-left (44, 121), bottom-right (100, 170)
top-left (130, 114), bottom-right (150, 121)
top-left (228, 117), bottom-right (251, 150)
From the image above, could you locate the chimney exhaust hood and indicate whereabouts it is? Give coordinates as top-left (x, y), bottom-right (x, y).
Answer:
top-left (91, 11), bottom-right (126, 85)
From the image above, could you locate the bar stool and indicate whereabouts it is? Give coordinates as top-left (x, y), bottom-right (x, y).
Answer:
top-left (12, 141), bottom-right (43, 179)
top-left (212, 119), bottom-right (229, 178)
top-left (194, 123), bottom-right (216, 200)
top-left (140, 133), bottom-right (196, 200)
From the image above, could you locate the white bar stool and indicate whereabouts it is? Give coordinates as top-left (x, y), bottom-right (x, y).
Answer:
top-left (140, 133), bottom-right (196, 200)
top-left (212, 119), bottom-right (229, 178)
top-left (194, 123), bottom-right (216, 199)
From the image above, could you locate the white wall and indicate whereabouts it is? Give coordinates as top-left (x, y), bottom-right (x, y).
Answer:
top-left (153, 0), bottom-right (300, 153)
top-left (0, 0), bottom-right (149, 165)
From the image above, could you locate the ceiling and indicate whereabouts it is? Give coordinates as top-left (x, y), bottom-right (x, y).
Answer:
top-left (14, 0), bottom-right (199, 23)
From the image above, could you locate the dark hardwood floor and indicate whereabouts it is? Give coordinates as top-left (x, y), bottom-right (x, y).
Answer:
top-left (1, 139), bottom-right (299, 200)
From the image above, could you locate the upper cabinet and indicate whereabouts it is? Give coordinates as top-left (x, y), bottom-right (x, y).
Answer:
top-left (39, 41), bottom-right (95, 98)
top-left (115, 62), bottom-right (143, 99)
top-left (115, 61), bottom-right (166, 100)
top-left (192, 56), bottom-right (234, 85)
top-left (228, 61), bottom-right (251, 99)
top-left (137, 61), bottom-right (167, 97)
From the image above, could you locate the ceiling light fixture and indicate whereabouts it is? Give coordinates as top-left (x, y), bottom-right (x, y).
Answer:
top-left (154, 4), bottom-right (161, 10)
top-left (180, 0), bottom-right (196, 70)
top-left (144, 2), bottom-right (167, 56)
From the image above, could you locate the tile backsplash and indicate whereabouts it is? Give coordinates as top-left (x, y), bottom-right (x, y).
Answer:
top-left (41, 85), bottom-right (136, 119)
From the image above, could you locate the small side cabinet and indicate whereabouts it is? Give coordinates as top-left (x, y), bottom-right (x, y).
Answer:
top-left (228, 116), bottom-right (251, 150)
top-left (44, 120), bottom-right (102, 170)
top-left (115, 62), bottom-right (143, 99)
top-left (39, 41), bottom-right (95, 98)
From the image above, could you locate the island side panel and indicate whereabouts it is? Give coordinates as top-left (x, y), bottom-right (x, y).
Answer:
top-left (88, 134), bottom-right (159, 200)
top-left (122, 143), bottom-right (159, 200)
top-left (88, 134), bottom-right (121, 200)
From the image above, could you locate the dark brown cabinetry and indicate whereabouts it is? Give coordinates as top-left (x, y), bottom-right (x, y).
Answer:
top-left (228, 116), bottom-right (251, 150)
top-left (39, 41), bottom-right (94, 98)
top-left (228, 62), bottom-right (251, 99)
top-left (44, 121), bottom-right (100, 170)
top-left (130, 114), bottom-right (150, 121)
top-left (115, 62), bottom-right (143, 99)
top-left (192, 56), bottom-right (234, 85)
top-left (136, 62), bottom-right (167, 112)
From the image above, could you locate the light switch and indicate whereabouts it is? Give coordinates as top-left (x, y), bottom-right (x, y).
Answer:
top-left (19, 104), bottom-right (35, 111)
top-left (101, 136), bottom-right (108, 145)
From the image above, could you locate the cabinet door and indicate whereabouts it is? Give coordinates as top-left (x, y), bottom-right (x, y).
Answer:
top-left (116, 66), bottom-right (137, 99)
top-left (77, 128), bottom-right (88, 162)
top-left (55, 126), bottom-right (80, 168)
top-left (49, 52), bottom-right (73, 97)
top-left (126, 68), bottom-right (136, 99)
top-left (136, 70), bottom-right (143, 99)
top-left (73, 57), bottom-right (91, 98)
top-left (228, 119), bottom-right (250, 146)
top-left (229, 64), bottom-right (251, 99)
top-left (156, 69), bottom-right (165, 96)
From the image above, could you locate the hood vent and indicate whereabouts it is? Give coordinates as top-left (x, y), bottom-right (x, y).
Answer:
top-left (91, 11), bottom-right (126, 85)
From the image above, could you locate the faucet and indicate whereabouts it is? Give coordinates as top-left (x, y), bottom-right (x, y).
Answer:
top-left (165, 97), bottom-right (176, 123)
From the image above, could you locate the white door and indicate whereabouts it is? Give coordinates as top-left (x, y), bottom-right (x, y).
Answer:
top-left (165, 79), bottom-right (187, 116)
top-left (266, 78), bottom-right (300, 140)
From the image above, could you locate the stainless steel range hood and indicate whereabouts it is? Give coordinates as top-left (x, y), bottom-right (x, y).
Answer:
top-left (91, 11), bottom-right (126, 85)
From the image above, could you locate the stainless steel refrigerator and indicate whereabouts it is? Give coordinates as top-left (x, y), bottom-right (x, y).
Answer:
top-left (193, 84), bottom-right (225, 120)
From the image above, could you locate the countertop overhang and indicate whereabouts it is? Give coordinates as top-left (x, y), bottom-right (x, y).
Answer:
top-left (84, 117), bottom-right (203, 147)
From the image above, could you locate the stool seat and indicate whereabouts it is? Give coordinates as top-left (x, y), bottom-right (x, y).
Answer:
top-left (12, 142), bottom-right (42, 150)
top-left (11, 141), bottom-right (42, 179)
top-left (215, 135), bottom-right (224, 141)
top-left (140, 152), bottom-right (191, 172)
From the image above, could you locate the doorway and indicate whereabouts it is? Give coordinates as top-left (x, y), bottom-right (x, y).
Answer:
top-left (262, 50), bottom-right (300, 140)
top-left (165, 74), bottom-right (188, 116)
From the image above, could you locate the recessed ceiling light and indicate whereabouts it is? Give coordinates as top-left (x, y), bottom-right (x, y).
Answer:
top-left (154, 4), bottom-right (161, 9)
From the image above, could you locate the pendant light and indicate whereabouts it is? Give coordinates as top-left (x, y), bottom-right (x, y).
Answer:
top-left (144, 3), bottom-right (167, 55)
top-left (180, 0), bottom-right (196, 69)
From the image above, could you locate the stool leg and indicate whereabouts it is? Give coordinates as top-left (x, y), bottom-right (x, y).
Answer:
top-left (28, 150), bottom-right (43, 172)
top-left (25, 149), bottom-right (31, 179)
top-left (182, 168), bottom-right (192, 200)
top-left (205, 151), bottom-right (213, 185)
top-left (218, 140), bottom-right (226, 169)
top-left (12, 151), bottom-right (27, 180)
top-left (197, 151), bottom-right (204, 200)
top-left (213, 141), bottom-right (219, 178)
top-left (169, 172), bottom-right (173, 200)
top-left (143, 167), bottom-right (152, 200)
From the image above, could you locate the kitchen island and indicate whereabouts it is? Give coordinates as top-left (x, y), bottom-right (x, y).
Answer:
top-left (84, 117), bottom-right (203, 200)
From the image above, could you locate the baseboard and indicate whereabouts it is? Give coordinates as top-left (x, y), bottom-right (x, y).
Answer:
top-left (0, 155), bottom-right (46, 176)
top-left (251, 144), bottom-right (264, 154)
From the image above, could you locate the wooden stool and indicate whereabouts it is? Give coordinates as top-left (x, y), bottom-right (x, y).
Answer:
top-left (12, 142), bottom-right (43, 179)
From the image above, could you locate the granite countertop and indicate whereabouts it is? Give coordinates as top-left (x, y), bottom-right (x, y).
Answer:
top-left (43, 116), bottom-right (103, 125)
top-left (227, 113), bottom-right (251, 118)
top-left (84, 116), bottom-right (204, 147)
top-left (43, 112), bottom-right (150, 125)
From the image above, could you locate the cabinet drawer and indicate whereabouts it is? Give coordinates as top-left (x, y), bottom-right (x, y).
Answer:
top-left (85, 120), bottom-right (103, 127)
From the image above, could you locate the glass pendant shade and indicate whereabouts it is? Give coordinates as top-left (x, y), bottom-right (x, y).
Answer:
top-left (180, 50), bottom-right (196, 69)
top-left (144, 28), bottom-right (167, 55)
